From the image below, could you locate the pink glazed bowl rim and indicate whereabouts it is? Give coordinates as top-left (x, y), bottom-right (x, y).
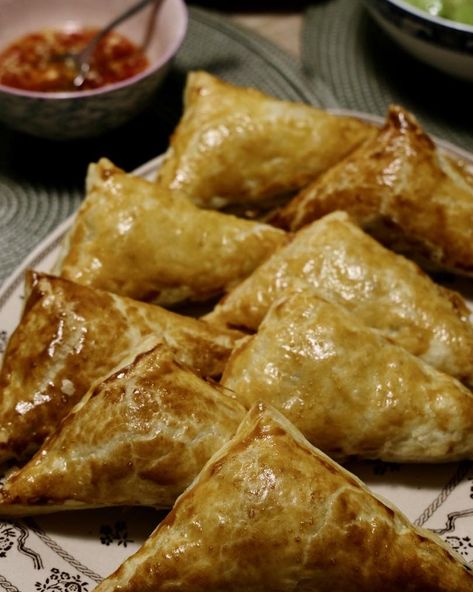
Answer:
top-left (0, 0), bottom-right (188, 100)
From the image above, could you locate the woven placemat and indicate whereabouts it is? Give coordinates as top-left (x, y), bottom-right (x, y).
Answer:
top-left (0, 7), bottom-right (336, 285)
top-left (302, 0), bottom-right (473, 152)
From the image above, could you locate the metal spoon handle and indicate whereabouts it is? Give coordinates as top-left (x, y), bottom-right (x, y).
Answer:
top-left (79, 0), bottom-right (161, 69)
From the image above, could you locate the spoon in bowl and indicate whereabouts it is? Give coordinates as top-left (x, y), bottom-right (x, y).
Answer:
top-left (59, 0), bottom-right (162, 89)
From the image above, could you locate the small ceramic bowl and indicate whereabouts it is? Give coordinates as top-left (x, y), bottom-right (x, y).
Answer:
top-left (363, 0), bottom-right (473, 82)
top-left (0, 0), bottom-right (188, 140)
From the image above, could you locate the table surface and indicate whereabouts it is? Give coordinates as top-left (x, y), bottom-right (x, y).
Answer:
top-left (188, 2), bottom-right (304, 57)
top-left (229, 13), bottom-right (302, 57)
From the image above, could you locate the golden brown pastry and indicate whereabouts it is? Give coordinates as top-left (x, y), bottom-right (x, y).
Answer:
top-left (156, 71), bottom-right (374, 209)
top-left (206, 211), bottom-right (473, 385)
top-left (272, 105), bottom-right (473, 276)
top-left (0, 340), bottom-right (245, 515)
top-left (94, 403), bottom-right (473, 591)
top-left (0, 271), bottom-right (241, 466)
top-left (57, 158), bottom-right (287, 304)
top-left (221, 292), bottom-right (473, 462)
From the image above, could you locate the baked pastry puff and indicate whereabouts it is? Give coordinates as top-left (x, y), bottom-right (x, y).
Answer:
top-left (272, 105), bottom-right (473, 276)
top-left (155, 71), bottom-right (374, 209)
top-left (57, 158), bottom-right (287, 304)
top-left (206, 211), bottom-right (473, 386)
top-left (0, 271), bottom-right (241, 466)
top-left (221, 292), bottom-right (473, 463)
top-left (94, 403), bottom-right (473, 591)
top-left (0, 340), bottom-right (245, 515)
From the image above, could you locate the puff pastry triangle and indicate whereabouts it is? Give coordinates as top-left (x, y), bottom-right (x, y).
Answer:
top-left (57, 158), bottom-right (287, 304)
top-left (0, 271), bottom-right (241, 466)
top-left (94, 403), bottom-right (473, 591)
top-left (0, 340), bottom-right (245, 515)
top-left (156, 71), bottom-right (374, 208)
top-left (222, 291), bottom-right (473, 462)
top-left (272, 105), bottom-right (473, 276)
top-left (207, 211), bottom-right (473, 385)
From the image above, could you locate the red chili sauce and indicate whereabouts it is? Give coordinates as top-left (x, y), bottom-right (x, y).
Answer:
top-left (0, 28), bottom-right (149, 92)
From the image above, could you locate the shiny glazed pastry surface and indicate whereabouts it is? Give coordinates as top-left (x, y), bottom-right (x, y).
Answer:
top-left (221, 292), bottom-right (473, 462)
top-left (0, 341), bottom-right (245, 515)
top-left (94, 404), bottom-right (473, 591)
top-left (207, 211), bottom-right (473, 385)
top-left (156, 71), bottom-right (374, 208)
top-left (57, 158), bottom-right (287, 304)
top-left (0, 271), bottom-right (241, 465)
top-left (273, 106), bottom-right (473, 276)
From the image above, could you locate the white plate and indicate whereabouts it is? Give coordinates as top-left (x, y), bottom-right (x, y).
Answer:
top-left (1, 128), bottom-right (473, 591)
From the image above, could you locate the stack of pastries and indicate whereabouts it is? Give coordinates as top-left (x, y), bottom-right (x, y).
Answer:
top-left (1, 71), bottom-right (473, 590)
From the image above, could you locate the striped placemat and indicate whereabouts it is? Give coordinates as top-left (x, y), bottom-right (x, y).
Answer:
top-left (302, 0), bottom-right (473, 152)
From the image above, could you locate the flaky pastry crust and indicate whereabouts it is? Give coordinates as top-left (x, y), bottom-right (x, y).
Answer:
top-left (57, 158), bottom-right (287, 304)
top-left (273, 105), bottom-right (473, 276)
top-left (0, 341), bottom-right (245, 515)
top-left (206, 211), bottom-right (473, 385)
top-left (156, 71), bottom-right (374, 208)
top-left (0, 271), bottom-right (241, 465)
top-left (94, 403), bottom-right (473, 591)
top-left (221, 292), bottom-right (473, 462)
